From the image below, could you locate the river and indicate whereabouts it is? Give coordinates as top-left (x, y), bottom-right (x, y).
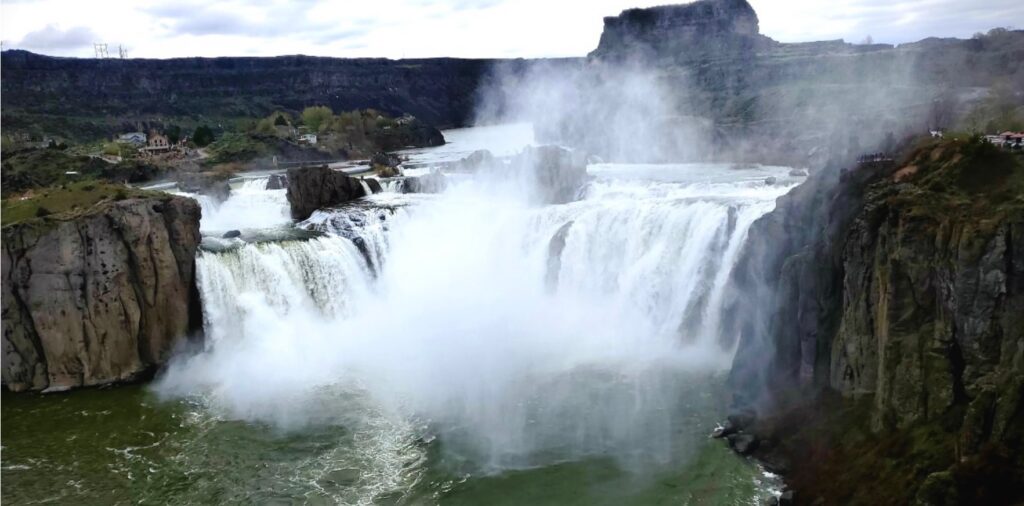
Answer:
top-left (2, 124), bottom-right (800, 505)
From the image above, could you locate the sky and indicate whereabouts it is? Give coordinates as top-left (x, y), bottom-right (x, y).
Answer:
top-left (1, 0), bottom-right (1022, 60)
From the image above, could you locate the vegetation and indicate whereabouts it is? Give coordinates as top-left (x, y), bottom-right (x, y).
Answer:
top-left (205, 132), bottom-right (271, 164)
top-left (1, 181), bottom-right (162, 227)
top-left (192, 125), bottom-right (215, 147)
top-left (1, 149), bottom-right (167, 198)
top-left (300, 106), bottom-right (333, 132)
top-left (892, 135), bottom-right (1024, 218)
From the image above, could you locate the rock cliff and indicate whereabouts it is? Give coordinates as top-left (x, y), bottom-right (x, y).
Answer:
top-left (286, 166), bottom-right (382, 221)
top-left (727, 138), bottom-right (1024, 503)
top-left (2, 195), bottom-right (202, 392)
top-left (0, 50), bottom-right (511, 140)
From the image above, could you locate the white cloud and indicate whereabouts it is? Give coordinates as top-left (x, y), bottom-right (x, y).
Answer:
top-left (1, 0), bottom-right (1021, 59)
top-left (15, 24), bottom-right (97, 51)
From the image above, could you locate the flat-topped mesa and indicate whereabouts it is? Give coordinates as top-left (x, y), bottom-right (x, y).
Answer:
top-left (589, 0), bottom-right (774, 62)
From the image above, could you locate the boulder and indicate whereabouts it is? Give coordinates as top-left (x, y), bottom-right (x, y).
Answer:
top-left (222, 230), bottom-right (241, 239)
top-left (402, 172), bottom-right (448, 194)
top-left (285, 165), bottom-right (379, 221)
top-left (176, 172), bottom-right (231, 202)
top-left (2, 196), bottom-right (202, 392)
top-left (266, 173), bottom-right (288, 190)
top-left (727, 433), bottom-right (759, 455)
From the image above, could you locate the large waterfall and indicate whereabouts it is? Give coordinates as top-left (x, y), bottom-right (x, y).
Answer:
top-left (157, 143), bottom-right (797, 503)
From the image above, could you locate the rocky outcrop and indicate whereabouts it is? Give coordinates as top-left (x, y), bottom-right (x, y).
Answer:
top-left (401, 172), bottom-right (448, 194)
top-left (590, 0), bottom-right (772, 62)
top-left (488, 146), bottom-right (589, 204)
top-left (2, 196), bottom-right (202, 392)
top-left (176, 172), bottom-right (231, 202)
top-left (727, 138), bottom-right (1024, 503)
top-left (286, 166), bottom-right (381, 221)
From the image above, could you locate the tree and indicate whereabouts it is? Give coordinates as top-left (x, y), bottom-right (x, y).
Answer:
top-left (192, 125), bottom-right (215, 147)
top-left (166, 125), bottom-right (182, 144)
top-left (301, 106), bottom-right (333, 132)
top-left (274, 114), bottom-right (289, 126)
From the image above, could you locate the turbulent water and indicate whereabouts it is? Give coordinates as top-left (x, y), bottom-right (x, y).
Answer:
top-left (3, 124), bottom-right (797, 505)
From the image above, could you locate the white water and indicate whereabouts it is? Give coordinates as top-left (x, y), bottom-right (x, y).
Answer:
top-left (158, 129), bottom-right (798, 500)
top-left (178, 177), bottom-right (291, 233)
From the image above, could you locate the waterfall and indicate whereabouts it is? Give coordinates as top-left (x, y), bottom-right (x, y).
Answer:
top-left (177, 176), bottom-right (291, 233)
top-left (359, 179), bottom-right (372, 197)
top-left (160, 159), bottom-right (795, 478)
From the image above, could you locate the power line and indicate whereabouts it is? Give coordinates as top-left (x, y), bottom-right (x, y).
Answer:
top-left (94, 43), bottom-right (109, 59)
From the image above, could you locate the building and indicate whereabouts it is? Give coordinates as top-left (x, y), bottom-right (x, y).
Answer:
top-left (1000, 131), bottom-right (1024, 149)
top-left (117, 132), bottom-right (147, 145)
top-left (140, 132), bottom-right (172, 153)
top-left (299, 133), bottom-right (318, 145)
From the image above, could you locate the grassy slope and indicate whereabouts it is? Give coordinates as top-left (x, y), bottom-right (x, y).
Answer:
top-left (1, 181), bottom-right (164, 228)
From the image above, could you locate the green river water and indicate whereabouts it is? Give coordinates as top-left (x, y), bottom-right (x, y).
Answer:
top-left (2, 380), bottom-right (770, 505)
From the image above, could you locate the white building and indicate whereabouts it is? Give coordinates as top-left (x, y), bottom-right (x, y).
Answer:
top-left (299, 133), bottom-right (318, 145)
top-left (117, 132), bottom-right (147, 145)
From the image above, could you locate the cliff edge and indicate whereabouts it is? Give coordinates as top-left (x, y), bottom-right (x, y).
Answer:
top-left (2, 187), bottom-right (202, 392)
top-left (727, 138), bottom-right (1024, 504)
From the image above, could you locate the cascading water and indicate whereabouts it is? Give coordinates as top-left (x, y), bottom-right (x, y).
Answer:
top-left (180, 176), bottom-right (292, 233)
top-left (156, 150), bottom-right (797, 503)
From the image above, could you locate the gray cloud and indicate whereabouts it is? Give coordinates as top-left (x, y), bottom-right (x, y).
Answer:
top-left (17, 24), bottom-right (97, 51)
top-left (142, 0), bottom-right (373, 45)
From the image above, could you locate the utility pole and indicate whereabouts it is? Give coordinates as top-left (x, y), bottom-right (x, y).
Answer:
top-left (118, 45), bottom-right (128, 59)
top-left (94, 43), bottom-right (109, 59)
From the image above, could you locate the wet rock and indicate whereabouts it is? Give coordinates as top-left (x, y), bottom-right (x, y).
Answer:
top-left (454, 150), bottom-right (495, 172)
top-left (176, 172), bottom-right (231, 202)
top-left (222, 230), bottom-right (242, 239)
top-left (285, 165), bottom-right (378, 221)
top-left (711, 420), bottom-right (738, 439)
top-left (727, 409), bottom-right (757, 431)
top-left (764, 176), bottom-right (778, 185)
top-left (778, 490), bottom-right (795, 506)
top-left (402, 172), bottom-right (448, 194)
top-left (370, 151), bottom-right (402, 168)
top-left (727, 433), bottom-right (759, 455)
top-left (789, 168), bottom-right (808, 177)
top-left (546, 221), bottom-right (574, 291)
top-left (265, 173), bottom-right (288, 190)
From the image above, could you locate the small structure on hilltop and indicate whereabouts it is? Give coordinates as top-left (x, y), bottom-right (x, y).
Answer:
top-left (142, 131), bottom-right (171, 153)
top-left (983, 131), bottom-right (1024, 150)
top-left (1000, 131), bottom-right (1024, 149)
top-left (299, 133), bottom-right (318, 145)
top-left (117, 132), bottom-right (147, 145)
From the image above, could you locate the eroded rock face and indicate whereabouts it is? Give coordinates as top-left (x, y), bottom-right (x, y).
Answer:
top-left (831, 190), bottom-right (1024, 438)
top-left (727, 140), bottom-right (1024, 499)
top-left (1, 196), bottom-right (202, 392)
top-left (286, 166), bottom-right (380, 221)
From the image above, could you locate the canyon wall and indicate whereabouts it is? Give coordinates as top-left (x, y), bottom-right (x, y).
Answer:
top-left (728, 139), bottom-right (1024, 503)
top-left (1, 196), bottom-right (202, 392)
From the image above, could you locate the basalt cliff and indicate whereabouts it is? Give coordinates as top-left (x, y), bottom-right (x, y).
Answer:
top-left (727, 138), bottom-right (1024, 504)
top-left (3, 0), bottom-right (1022, 166)
top-left (2, 194), bottom-right (202, 392)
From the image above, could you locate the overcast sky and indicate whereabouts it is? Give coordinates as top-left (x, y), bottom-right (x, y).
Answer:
top-left (2, 0), bottom-right (1022, 59)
